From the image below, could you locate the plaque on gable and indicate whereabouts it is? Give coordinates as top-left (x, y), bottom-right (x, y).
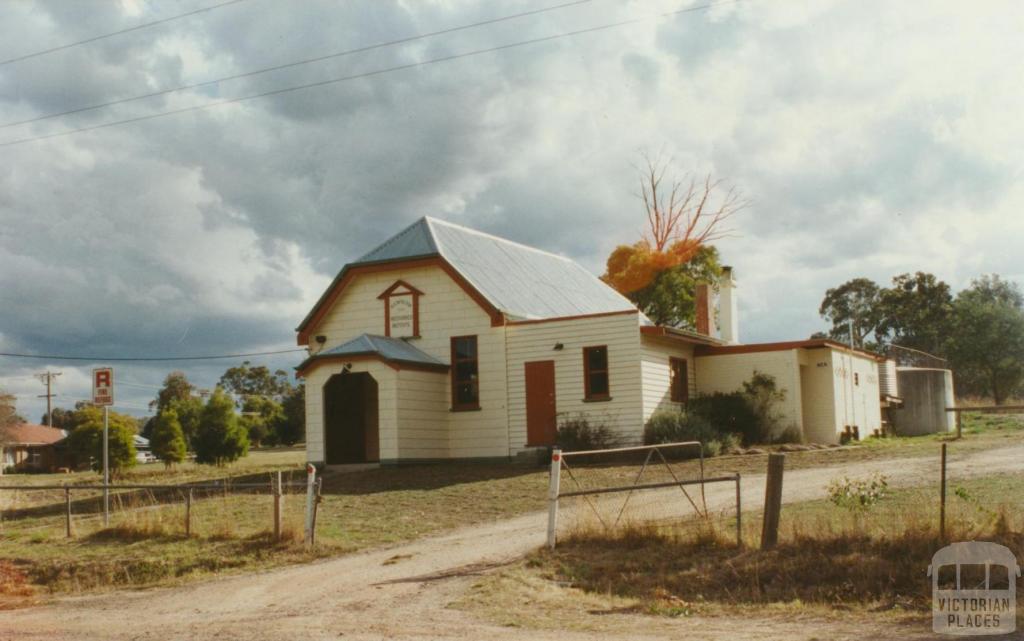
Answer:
top-left (378, 280), bottom-right (423, 338)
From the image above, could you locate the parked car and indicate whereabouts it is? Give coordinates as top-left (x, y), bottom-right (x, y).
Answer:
top-left (135, 451), bottom-right (158, 464)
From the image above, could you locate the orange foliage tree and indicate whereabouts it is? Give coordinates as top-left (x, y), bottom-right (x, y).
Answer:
top-left (605, 154), bottom-right (744, 295)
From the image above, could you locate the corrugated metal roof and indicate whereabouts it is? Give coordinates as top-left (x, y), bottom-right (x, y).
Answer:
top-left (320, 333), bottom-right (448, 366)
top-left (354, 217), bottom-right (638, 321)
top-left (357, 218), bottom-right (439, 263)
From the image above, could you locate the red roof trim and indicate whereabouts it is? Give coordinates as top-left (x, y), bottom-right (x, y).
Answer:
top-left (376, 279), bottom-right (425, 299)
top-left (694, 339), bottom-right (885, 361)
top-left (640, 325), bottom-right (722, 346)
top-left (296, 257), bottom-right (504, 345)
top-left (295, 352), bottom-right (450, 377)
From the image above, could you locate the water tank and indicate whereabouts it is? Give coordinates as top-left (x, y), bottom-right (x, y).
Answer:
top-left (879, 359), bottom-right (899, 397)
top-left (890, 368), bottom-right (955, 436)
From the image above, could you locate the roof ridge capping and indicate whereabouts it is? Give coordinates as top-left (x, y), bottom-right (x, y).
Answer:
top-left (423, 216), bottom-right (575, 264)
top-left (356, 217), bottom-right (439, 264)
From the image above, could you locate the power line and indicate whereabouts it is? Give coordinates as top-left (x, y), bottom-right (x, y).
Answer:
top-left (35, 371), bottom-right (62, 425)
top-left (0, 0), bottom-right (592, 131)
top-left (0, 0), bottom-right (251, 67)
top-left (0, 348), bottom-right (306, 362)
top-left (0, 0), bottom-right (740, 149)
top-left (116, 382), bottom-right (165, 390)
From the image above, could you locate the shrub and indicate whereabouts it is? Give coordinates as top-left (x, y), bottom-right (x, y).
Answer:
top-left (194, 388), bottom-right (249, 466)
top-left (688, 371), bottom-right (789, 445)
top-left (277, 383), bottom-right (305, 446)
top-left (643, 409), bottom-right (732, 457)
top-left (827, 473), bottom-right (889, 512)
top-left (687, 392), bottom-right (758, 444)
top-left (742, 371), bottom-right (787, 442)
top-left (556, 414), bottom-right (618, 452)
top-left (772, 425), bottom-right (803, 444)
top-left (150, 409), bottom-right (187, 468)
top-left (66, 414), bottom-right (137, 475)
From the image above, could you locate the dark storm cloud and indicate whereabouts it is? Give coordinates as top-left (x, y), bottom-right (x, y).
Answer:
top-left (1, 0), bottom-right (1022, 420)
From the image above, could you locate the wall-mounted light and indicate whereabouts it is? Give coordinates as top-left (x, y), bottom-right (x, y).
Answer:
top-left (344, 363), bottom-right (353, 372)
top-left (315, 335), bottom-right (327, 344)
top-left (553, 343), bottom-right (564, 351)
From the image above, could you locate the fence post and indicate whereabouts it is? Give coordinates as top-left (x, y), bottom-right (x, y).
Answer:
top-left (310, 478), bottom-right (323, 546)
top-left (103, 405), bottom-right (110, 527)
top-left (547, 449), bottom-right (561, 550)
top-left (185, 488), bottom-right (193, 537)
top-left (735, 473), bottom-right (742, 548)
top-left (273, 471), bottom-right (283, 541)
top-left (761, 453), bottom-right (785, 550)
top-left (955, 411), bottom-right (962, 439)
top-left (65, 486), bottom-right (73, 538)
top-left (304, 463), bottom-right (316, 547)
top-left (940, 443), bottom-right (947, 540)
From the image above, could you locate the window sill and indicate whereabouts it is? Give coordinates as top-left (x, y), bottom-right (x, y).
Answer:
top-left (582, 396), bottom-right (612, 403)
top-left (450, 405), bottom-right (482, 412)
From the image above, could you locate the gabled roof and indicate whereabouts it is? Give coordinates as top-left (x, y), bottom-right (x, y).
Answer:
top-left (297, 217), bottom-right (638, 341)
top-left (1, 423), bottom-right (67, 446)
top-left (296, 333), bottom-right (449, 374)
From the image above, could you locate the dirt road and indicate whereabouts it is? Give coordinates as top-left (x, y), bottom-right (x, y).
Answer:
top-left (2, 444), bottom-right (1019, 641)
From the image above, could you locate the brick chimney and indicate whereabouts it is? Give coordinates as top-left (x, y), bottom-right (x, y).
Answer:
top-left (695, 283), bottom-right (710, 335)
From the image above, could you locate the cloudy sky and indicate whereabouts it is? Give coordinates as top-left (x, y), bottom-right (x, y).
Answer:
top-left (1, 0), bottom-right (1022, 421)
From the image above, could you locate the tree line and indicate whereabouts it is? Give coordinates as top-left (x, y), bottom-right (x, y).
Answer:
top-left (39, 361), bottom-right (305, 473)
top-left (818, 272), bottom-right (1024, 403)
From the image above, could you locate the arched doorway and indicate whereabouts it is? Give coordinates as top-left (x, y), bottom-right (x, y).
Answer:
top-left (323, 372), bottom-right (379, 464)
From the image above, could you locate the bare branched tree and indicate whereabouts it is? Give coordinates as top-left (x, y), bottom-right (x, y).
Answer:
top-left (637, 152), bottom-right (746, 252)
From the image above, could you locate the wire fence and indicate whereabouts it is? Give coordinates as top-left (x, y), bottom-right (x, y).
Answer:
top-left (0, 469), bottom-right (323, 544)
top-left (547, 442), bottom-right (741, 548)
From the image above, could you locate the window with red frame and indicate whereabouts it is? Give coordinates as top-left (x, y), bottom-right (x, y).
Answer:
top-left (583, 345), bottom-right (610, 400)
top-left (451, 336), bottom-right (479, 409)
top-left (670, 357), bottom-right (689, 403)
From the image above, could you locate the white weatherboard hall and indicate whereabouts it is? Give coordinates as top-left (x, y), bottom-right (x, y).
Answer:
top-left (296, 217), bottom-right (883, 465)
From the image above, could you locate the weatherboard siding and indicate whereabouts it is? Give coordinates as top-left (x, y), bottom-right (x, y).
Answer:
top-left (395, 368), bottom-right (449, 459)
top-left (506, 313), bottom-right (644, 452)
top-left (639, 337), bottom-right (697, 423)
top-left (304, 360), bottom-right (399, 463)
top-left (306, 264), bottom-right (509, 460)
top-left (829, 348), bottom-right (882, 440)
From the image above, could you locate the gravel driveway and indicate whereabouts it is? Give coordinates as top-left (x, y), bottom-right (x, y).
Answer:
top-left (1, 443), bottom-right (1019, 641)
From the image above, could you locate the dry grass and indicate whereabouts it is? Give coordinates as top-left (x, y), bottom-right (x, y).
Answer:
top-left (544, 526), bottom-right (1022, 614)
top-left (1, 416), bottom-right (1021, 598)
top-left (529, 472), bottom-right (1024, 619)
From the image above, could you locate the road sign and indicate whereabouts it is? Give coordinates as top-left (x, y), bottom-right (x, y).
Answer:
top-left (92, 367), bottom-right (113, 406)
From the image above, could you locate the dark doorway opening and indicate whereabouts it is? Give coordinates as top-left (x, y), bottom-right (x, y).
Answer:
top-left (324, 372), bottom-right (380, 464)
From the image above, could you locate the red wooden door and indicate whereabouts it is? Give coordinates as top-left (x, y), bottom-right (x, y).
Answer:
top-left (525, 360), bottom-right (557, 446)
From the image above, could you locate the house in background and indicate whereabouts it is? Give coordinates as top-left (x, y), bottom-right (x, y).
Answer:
top-left (296, 217), bottom-right (883, 466)
top-left (0, 423), bottom-right (68, 473)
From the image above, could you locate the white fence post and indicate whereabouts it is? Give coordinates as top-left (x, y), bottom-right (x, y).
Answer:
top-left (547, 449), bottom-right (561, 549)
top-left (304, 463), bottom-right (316, 546)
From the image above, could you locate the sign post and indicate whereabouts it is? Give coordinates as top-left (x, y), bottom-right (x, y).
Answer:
top-left (92, 368), bottom-right (113, 526)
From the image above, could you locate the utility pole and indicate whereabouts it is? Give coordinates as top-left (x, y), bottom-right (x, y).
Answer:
top-left (35, 371), bottom-right (62, 426)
